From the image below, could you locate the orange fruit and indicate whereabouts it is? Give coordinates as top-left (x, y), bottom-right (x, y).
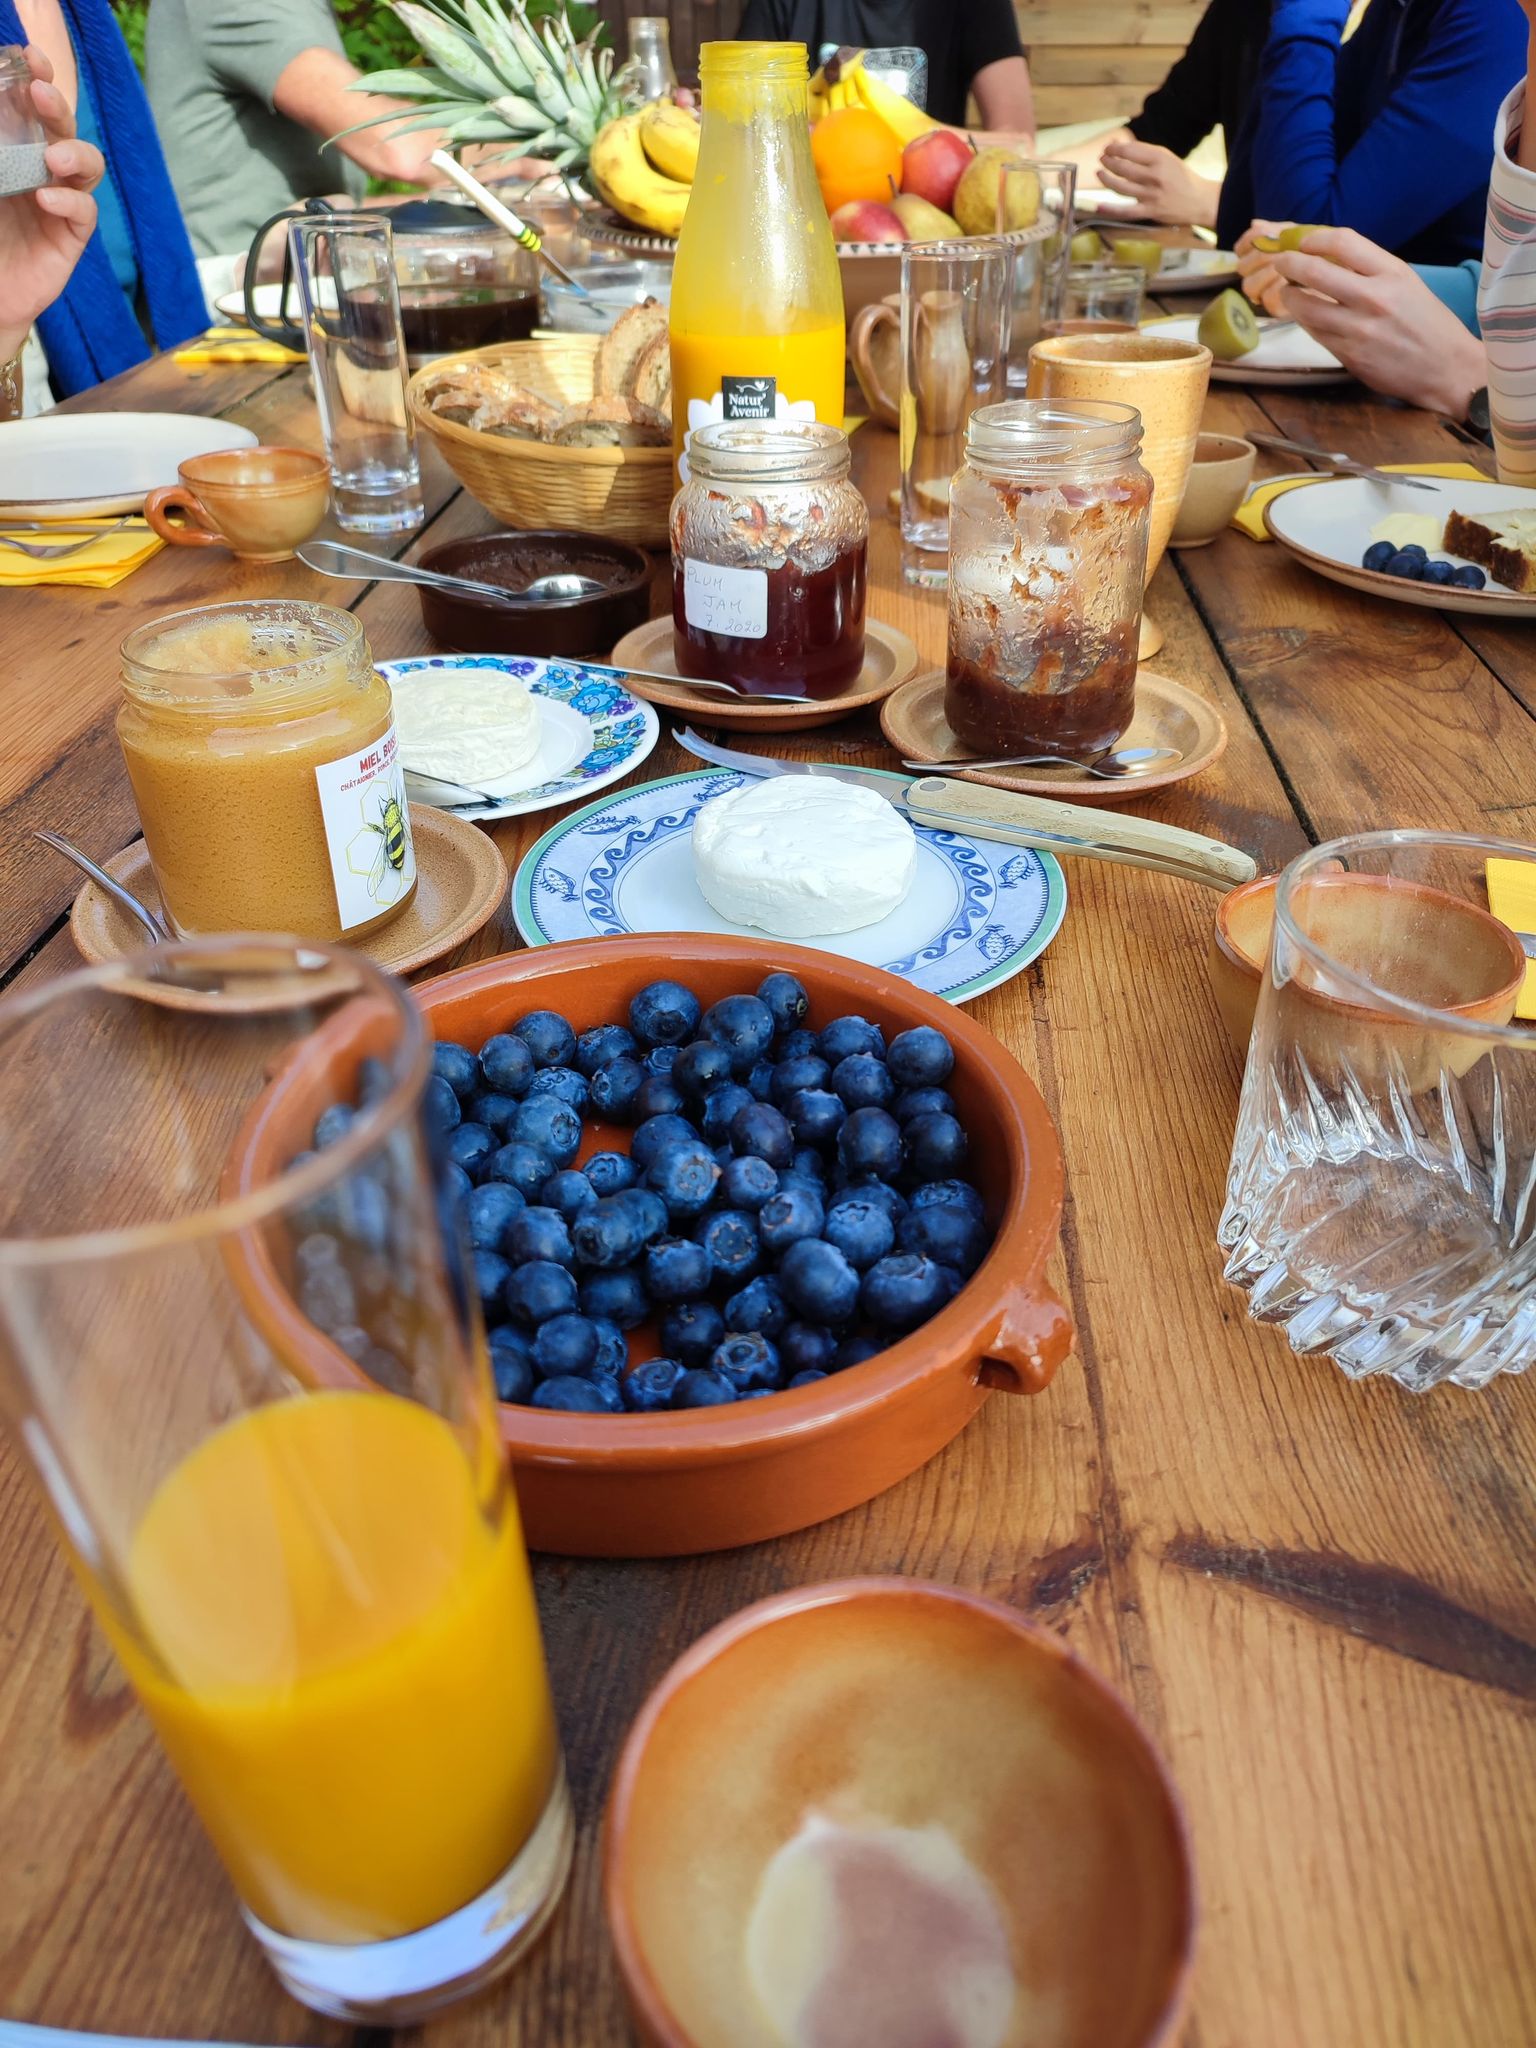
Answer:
top-left (810, 107), bottom-right (903, 217)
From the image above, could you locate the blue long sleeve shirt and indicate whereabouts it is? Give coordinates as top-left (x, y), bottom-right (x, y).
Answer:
top-left (1217, 0), bottom-right (1528, 264)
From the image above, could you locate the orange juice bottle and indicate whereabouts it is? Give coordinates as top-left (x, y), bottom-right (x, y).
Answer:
top-left (670, 41), bottom-right (846, 483)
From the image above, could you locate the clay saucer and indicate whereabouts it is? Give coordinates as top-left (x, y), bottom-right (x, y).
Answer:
top-left (880, 667), bottom-right (1227, 809)
top-left (69, 804), bottom-right (507, 1008)
top-left (608, 614), bottom-right (919, 734)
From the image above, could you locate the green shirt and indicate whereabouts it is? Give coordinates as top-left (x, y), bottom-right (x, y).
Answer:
top-left (145, 0), bottom-right (368, 260)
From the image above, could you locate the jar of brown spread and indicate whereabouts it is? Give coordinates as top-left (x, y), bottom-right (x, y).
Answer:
top-left (118, 601), bottom-right (416, 942)
top-left (945, 400), bottom-right (1152, 760)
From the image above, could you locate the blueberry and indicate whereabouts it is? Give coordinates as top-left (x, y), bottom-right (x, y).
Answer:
top-left (580, 1266), bottom-right (649, 1328)
top-left (622, 1357), bottom-right (685, 1412)
top-left (590, 1318), bottom-right (628, 1375)
top-left (635, 1072), bottom-right (689, 1122)
top-left (299, 1260), bottom-right (357, 1332)
top-left (778, 1238), bottom-right (861, 1324)
top-left (777, 1171), bottom-right (828, 1207)
top-left (528, 1065), bottom-right (590, 1114)
top-left (585, 1149), bottom-right (638, 1197)
top-left (785, 1087), bottom-right (846, 1148)
top-left (893, 1087), bottom-right (958, 1126)
top-left (673, 1039), bottom-right (734, 1099)
top-left (788, 1370), bottom-right (827, 1388)
top-left (910, 1179), bottom-right (985, 1222)
top-left (512, 1010), bottom-right (576, 1069)
top-left (780, 1321), bottom-right (837, 1375)
top-left (469, 1089), bottom-right (521, 1137)
top-left (719, 1154), bottom-right (779, 1213)
top-left (485, 1140), bottom-right (554, 1201)
top-left (470, 1248), bottom-right (512, 1326)
top-left (776, 1028), bottom-right (819, 1062)
top-left (829, 1179), bottom-right (907, 1225)
top-left (585, 1057), bottom-right (641, 1124)
top-left (632, 1112), bottom-right (700, 1170)
top-left (1452, 564), bottom-right (1487, 589)
top-left (466, 1180), bottom-right (525, 1252)
top-left (745, 1057), bottom-right (776, 1103)
top-left (646, 1142), bottom-right (719, 1220)
top-left (819, 1015), bottom-right (884, 1064)
top-left (792, 1147), bottom-right (828, 1183)
top-left (1422, 558), bottom-right (1455, 586)
top-left (831, 1052), bottom-right (894, 1111)
top-left (696, 1208), bottom-right (761, 1285)
top-left (574, 1023), bottom-right (637, 1077)
top-left (730, 1101), bottom-right (794, 1167)
top-left (838, 1107), bottom-right (903, 1181)
top-left (629, 979), bottom-right (702, 1047)
top-left (503, 1258), bottom-right (579, 1327)
top-left (643, 1044), bottom-right (681, 1076)
top-left (862, 1252), bottom-right (951, 1330)
top-left (739, 1388), bottom-right (776, 1400)
top-left (314, 1102), bottom-right (356, 1150)
top-left (571, 1197), bottom-right (645, 1271)
top-left (1362, 539), bottom-right (1396, 573)
top-left (712, 1332), bottom-right (780, 1393)
top-left (532, 1311), bottom-right (600, 1379)
top-left (510, 1095), bottom-right (581, 1168)
top-left (834, 1333), bottom-right (884, 1371)
top-left (644, 1235), bottom-right (714, 1302)
top-left (701, 1082), bottom-right (755, 1145)
top-left (769, 1054), bottom-right (831, 1107)
top-left (899, 1204), bottom-right (986, 1277)
top-left (702, 993), bottom-right (776, 1074)
top-left (356, 1054), bottom-right (395, 1107)
top-left (1385, 547), bottom-right (1426, 581)
top-left (448, 1120), bottom-right (496, 1176)
top-left (673, 1367), bottom-right (737, 1408)
top-left (480, 1034), bottom-right (535, 1098)
top-left (822, 1195), bottom-right (896, 1271)
top-left (488, 1324), bottom-right (535, 1402)
top-left (542, 1168), bottom-right (598, 1221)
top-left (423, 1074), bottom-right (462, 1136)
top-left (610, 1187), bottom-right (669, 1246)
top-left (337, 1173), bottom-right (390, 1253)
top-left (903, 1111), bottom-right (967, 1182)
top-left (660, 1299), bottom-right (727, 1368)
top-left (887, 1025), bottom-right (955, 1089)
top-left (725, 1273), bottom-right (790, 1339)
top-left (534, 1373), bottom-right (621, 1413)
top-left (441, 1161), bottom-right (473, 1204)
top-left (432, 1042), bottom-right (481, 1101)
top-left (758, 1184), bottom-right (825, 1255)
top-left (757, 970), bottom-right (810, 1034)
top-left (507, 1204), bottom-right (575, 1269)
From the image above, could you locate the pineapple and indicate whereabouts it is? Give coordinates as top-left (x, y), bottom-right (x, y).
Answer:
top-left (335, 0), bottom-right (622, 173)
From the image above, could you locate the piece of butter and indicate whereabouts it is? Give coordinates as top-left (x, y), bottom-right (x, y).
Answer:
top-left (1369, 512), bottom-right (1445, 553)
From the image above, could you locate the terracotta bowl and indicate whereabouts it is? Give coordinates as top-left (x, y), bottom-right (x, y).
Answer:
top-left (416, 528), bottom-right (652, 658)
top-left (605, 1578), bottom-right (1195, 2048)
top-left (228, 935), bottom-right (1071, 1556)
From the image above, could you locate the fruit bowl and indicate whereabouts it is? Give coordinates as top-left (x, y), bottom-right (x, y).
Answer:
top-left (227, 936), bottom-right (1070, 1557)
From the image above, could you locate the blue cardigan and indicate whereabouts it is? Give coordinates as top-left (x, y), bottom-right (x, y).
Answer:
top-left (1217, 0), bottom-right (1528, 264)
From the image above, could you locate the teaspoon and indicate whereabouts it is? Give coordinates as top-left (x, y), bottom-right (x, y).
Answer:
top-left (901, 745), bottom-right (1178, 778)
top-left (35, 829), bottom-right (170, 942)
top-left (298, 540), bottom-right (605, 603)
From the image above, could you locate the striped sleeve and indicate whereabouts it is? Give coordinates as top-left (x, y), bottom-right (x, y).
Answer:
top-left (1482, 79), bottom-right (1536, 487)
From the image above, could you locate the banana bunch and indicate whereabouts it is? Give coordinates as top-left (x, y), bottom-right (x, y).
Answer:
top-left (589, 99), bottom-right (699, 238)
top-left (808, 49), bottom-right (939, 147)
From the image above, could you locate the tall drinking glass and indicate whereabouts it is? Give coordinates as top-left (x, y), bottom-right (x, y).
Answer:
top-left (899, 238), bottom-right (1012, 587)
top-left (1220, 832), bottom-right (1536, 1391)
top-left (0, 940), bottom-right (571, 2020)
top-left (290, 213), bottom-right (424, 535)
top-left (998, 161), bottom-right (1076, 386)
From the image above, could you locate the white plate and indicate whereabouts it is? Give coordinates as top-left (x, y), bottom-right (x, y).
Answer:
top-left (1152, 311), bottom-right (1348, 384)
top-left (512, 768), bottom-right (1068, 1005)
top-left (1150, 246), bottom-right (1240, 292)
top-left (0, 412), bottom-right (259, 517)
top-left (214, 280), bottom-right (330, 326)
top-left (378, 654), bottom-right (660, 821)
top-left (1263, 473), bottom-right (1536, 618)
top-left (1075, 188), bottom-right (1148, 218)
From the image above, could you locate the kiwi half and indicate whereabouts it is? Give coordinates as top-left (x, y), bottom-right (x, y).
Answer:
top-left (1111, 236), bottom-right (1164, 278)
top-left (1198, 288), bottom-right (1261, 362)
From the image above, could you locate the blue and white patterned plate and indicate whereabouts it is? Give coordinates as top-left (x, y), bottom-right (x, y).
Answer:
top-left (513, 769), bottom-right (1068, 1004)
top-left (379, 655), bottom-right (660, 822)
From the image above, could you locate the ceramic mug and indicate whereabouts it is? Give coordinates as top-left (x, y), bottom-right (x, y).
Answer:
top-left (848, 291), bottom-right (902, 431)
top-left (1172, 432), bottom-right (1257, 549)
top-left (144, 446), bottom-right (330, 562)
top-left (1025, 333), bottom-right (1213, 584)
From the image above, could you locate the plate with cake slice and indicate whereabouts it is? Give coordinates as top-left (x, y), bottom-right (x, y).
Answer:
top-left (1263, 473), bottom-right (1536, 616)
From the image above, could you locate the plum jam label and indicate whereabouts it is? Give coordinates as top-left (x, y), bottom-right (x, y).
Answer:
top-left (313, 722), bottom-right (416, 929)
top-left (684, 558), bottom-right (768, 640)
top-left (721, 375), bottom-right (777, 421)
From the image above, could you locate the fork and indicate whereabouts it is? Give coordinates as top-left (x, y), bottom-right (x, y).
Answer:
top-left (0, 514), bottom-right (139, 559)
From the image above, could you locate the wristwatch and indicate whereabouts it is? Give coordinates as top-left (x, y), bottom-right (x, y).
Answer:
top-left (0, 347), bottom-right (22, 423)
top-left (1466, 387), bottom-right (1493, 442)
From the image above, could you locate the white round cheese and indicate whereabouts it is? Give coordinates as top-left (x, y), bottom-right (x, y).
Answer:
top-left (389, 668), bottom-right (542, 783)
top-left (692, 777), bottom-right (917, 937)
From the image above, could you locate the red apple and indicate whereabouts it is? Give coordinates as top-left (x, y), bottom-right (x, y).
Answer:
top-left (829, 199), bottom-right (907, 244)
top-left (900, 129), bottom-right (975, 214)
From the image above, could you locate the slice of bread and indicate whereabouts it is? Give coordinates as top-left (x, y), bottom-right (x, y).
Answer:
top-left (631, 330), bottom-right (671, 416)
top-left (595, 297), bottom-right (667, 399)
top-left (1444, 507), bottom-right (1536, 593)
top-left (549, 396), bottom-right (671, 447)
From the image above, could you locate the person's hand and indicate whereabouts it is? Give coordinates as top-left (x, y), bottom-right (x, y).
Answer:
top-left (1236, 224), bottom-right (1488, 421)
top-left (1096, 138), bottom-right (1220, 228)
top-left (0, 46), bottom-right (103, 363)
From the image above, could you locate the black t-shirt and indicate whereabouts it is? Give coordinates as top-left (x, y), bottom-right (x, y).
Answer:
top-left (1127, 0), bottom-right (1272, 157)
top-left (734, 0), bottom-right (1023, 124)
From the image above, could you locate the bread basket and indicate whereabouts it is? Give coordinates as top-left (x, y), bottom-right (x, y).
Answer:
top-left (407, 335), bottom-right (672, 547)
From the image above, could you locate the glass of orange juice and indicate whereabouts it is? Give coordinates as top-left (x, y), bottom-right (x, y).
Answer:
top-left (0, 939), bottom-right (570, 2021)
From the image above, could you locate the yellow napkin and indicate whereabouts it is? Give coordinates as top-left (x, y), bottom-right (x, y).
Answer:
top-left (1486, 859), bottom-right (1536, 1022)
top-left (0, 520), bottom-right (164, 589)
top-left (174, 326), bottom-right (305, 365)
top-left (1232, 461), bottom-right (1489, 541)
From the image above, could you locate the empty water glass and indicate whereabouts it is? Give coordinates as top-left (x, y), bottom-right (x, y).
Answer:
top-left (997, 161), bottom-right (1076, 386)
top-left (1220, 831), bottom-right (1536, 1391)
top-left (1050, 263), bottom-right (1147, 337)
top-left (290, 213), bottom-right (424, 535)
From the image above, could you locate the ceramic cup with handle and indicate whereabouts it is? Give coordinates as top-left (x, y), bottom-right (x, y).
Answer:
top-left (144, 445), bottom-right (331, 562)
top-left (848, 291), bottom-right (901, 431)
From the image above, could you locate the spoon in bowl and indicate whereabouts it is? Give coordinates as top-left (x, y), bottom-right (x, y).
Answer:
top-left (35, 829), bottom-right (170, 942)
top-left (298, 539), bottom-right (606, 603)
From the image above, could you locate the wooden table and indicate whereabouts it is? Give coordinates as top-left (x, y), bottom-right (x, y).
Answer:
top-left (2, 341), bottom-right (1535, 2048)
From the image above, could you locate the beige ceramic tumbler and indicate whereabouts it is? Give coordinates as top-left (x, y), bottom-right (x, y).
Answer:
top-left (1026, 333), bottom-right (1212, 657)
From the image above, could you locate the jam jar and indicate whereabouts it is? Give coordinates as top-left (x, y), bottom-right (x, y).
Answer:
top-left (672, 420), bottom-right (868, 698)
top-left (945, 400), bottom-right (1152, 759)
top-left (118, 601), bottom-right (416, 942)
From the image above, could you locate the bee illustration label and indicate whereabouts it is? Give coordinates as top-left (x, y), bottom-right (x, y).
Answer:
top-left (683, 557), bottom-right (768, 640)
top-left (313, 723), bottom-right (417, 929)
top-left (721, 376), bottom-right (777, 421)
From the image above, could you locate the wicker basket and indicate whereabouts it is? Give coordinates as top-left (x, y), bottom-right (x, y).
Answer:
top-left (407, 335), bottom-right (673, 548)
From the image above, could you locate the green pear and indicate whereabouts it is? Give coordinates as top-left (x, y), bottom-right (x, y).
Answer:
top-left (890, 191), bottom-right (963, 241)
